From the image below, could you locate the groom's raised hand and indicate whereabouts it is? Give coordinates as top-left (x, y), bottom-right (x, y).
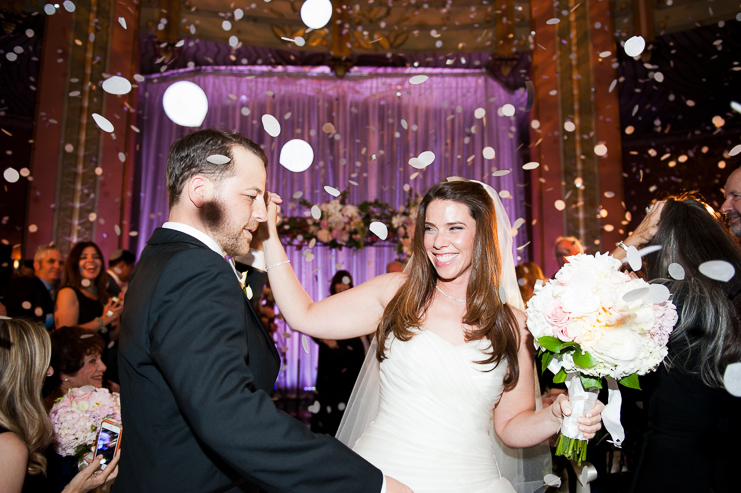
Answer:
top-left (386, 476), bottom-right (414, 493)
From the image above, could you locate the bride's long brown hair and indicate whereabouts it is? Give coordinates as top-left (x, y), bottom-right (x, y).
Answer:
top-left (376, 180), bottom-right (522, 391)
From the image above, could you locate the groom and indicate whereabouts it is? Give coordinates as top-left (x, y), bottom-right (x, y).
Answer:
top-left (116, 129), bottom-right (410, 492)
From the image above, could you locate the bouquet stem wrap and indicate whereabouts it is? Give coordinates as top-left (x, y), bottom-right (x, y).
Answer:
top-left (556, 373), bottom-right (598, 464)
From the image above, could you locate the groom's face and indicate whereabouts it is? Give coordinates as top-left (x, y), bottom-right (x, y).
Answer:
top-left (201, 146), bottom-right (267, 257)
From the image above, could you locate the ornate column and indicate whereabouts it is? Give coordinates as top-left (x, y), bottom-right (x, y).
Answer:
top-left (528, 0), bottom-right (624, 276)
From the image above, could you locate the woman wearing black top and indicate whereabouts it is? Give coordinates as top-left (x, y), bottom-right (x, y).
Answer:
top-left (613, 195), bottom-right (741, 492)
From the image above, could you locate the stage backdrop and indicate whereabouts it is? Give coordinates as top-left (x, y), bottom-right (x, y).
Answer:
top-left (132, 65), bottom-right (528, 393)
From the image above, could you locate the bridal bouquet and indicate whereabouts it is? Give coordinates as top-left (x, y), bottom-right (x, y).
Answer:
top-left (526, 253), bottom-right (677, 463)
top-left (49, 386), bottom-right (121, 458)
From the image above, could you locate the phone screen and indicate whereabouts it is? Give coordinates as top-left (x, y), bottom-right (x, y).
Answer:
top-left (94, 424), bottom-right (120, 469)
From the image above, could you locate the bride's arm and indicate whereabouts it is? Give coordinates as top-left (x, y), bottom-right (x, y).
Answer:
top-left (492, 309), bottom-right (604, 448)
top-left (257, 193), bottom-right (404, 340)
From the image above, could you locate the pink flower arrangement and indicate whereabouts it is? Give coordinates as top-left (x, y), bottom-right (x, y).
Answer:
top-left (49, 386), bottom-right (121, 457)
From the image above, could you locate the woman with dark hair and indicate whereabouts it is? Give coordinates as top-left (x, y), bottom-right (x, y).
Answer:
top-left (44, 326), bottom-right (107, 412)
top-left (55, 241), bottom-right (123, 387)
top-left (260, 179), bottom-right (604, 492)
top-left (0, 319), bottom-right (119, 493)
top-left (310, 271), bottom-right (366, 436)
top-left (612, 196), bottom-right (741, 493)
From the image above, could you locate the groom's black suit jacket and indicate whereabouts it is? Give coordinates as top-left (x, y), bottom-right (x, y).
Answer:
top-left (115, 228), bottom-right (381, 493)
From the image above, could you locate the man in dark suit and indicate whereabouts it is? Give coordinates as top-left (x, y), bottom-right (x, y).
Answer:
top-left (0, 245), bottom-right (63, 330)
top-left (116, 129), bottom-right (411, 493)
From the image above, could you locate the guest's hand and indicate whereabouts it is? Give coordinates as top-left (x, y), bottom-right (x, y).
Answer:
top-left (62, 452), bottom-right (120, 493)
top-left (551, 394), bottom-right (605, 439)
top-left (626, 200), bottom-right (666, 249)
top-left (102, 298), bottom-right (124, 324)
top-left (386, 476), bottom-right (414, 493)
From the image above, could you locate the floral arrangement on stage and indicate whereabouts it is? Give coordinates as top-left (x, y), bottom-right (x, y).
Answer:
top-left (281, 190), bottom-right (419, 258)
top-left (526, 253), bottom-right (678, 463)
top-left (49, 386), bottom-right (121, 458)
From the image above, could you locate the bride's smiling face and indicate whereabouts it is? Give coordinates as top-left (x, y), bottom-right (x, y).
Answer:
top-left (424, 199), bottom-right (477, 282)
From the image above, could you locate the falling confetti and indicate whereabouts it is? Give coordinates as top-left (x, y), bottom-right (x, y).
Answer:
top-left (162, 81), bottom-right (208, 127)
top-left (324, 186), bottom-right (340, 197)
top-left (62, 0), bottom-right (75, 12)
top-left (594, 144), bottom-right (608, 157)
top-left (369, 222), bottom-right (388, 240)
top-left (724, 362), bottom-right (741, 397)
top-left (482, 147), bottom-right (496, 160)
top-left (262, 114), bottom-right (281, 137)
top-left (622, 287), bottom-right (649, 303)
top-left (546, 18), bottom-right (560, 25)
top-left (554, 200), bottom-right (566, 211)
top-left (729, 145), bottom-right (741, 157)
top-left (698, 260), bottom-right (735, 282)
top-left (279, 139), bottom-right (314, 172)
top-left (644, 284), bottom-right (671, 304)
top-left (624, 36), bottom-right (646, 57)
top-left (498, 285), bottom-right (507, 304)
top-left (501, 104), bottom-right (515, 117)
top-left (206, 154), bottom-right (231, 165)
top-left (311, 205), bottom-right (321, 220)
top-left (43, 4), bottom-right (55, 15)
top-left (409, 75), bottom-right (429, 85)
top-left (512, 218), bottom-right (525, 229)
top-left (3, 168), bottom-right (20, 183)
top-left (301, 334), bottom-right (310, 353)
top-left (92, 113), bottom-right (114, 133)
top-left (102, 76), bottom-right (132, 95)
top-left (474, 108), bottom-right (486, 119)
top-left (492, 169), bottom-right (511, 177)
top-left (118, 17), bottom-right (127, 29)
top-left (300, 0), bottom-right (332, 29)
top-left (564, 121), bottom-right (576, 132)
top-left (523, 162), bottom-right (539, 170)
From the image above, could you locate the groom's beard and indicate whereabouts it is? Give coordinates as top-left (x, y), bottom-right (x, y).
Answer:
top-left (200, 197), bottom-right (252, 258)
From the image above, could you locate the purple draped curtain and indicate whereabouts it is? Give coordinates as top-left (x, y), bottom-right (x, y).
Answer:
top-left (133, 65), bottom-right (528, 392)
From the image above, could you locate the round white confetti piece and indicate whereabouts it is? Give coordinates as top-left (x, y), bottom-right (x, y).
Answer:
top-left (43, 4), bottom-right (55, 15)
top-left (118, 152), bottom-right (125, 163)
top-left (229, 36), bottom-right (239, 47)
top-left (34, 306), bottom-right (44, 317)
top-left (102, 75), bottom-right (132, 95)
top-left (729, 144), bottom-right (741, 157)
top-left (234, 8), bottom-right (243, 20)
top-left (554, 200), bottom-right (566, 211)
top-left (261, 114), bottom-right (281, 137)
top-left (133, 74), bottom-right (145, 82)
top-left (482, 146), bottom-right (496, 160)
top-left (409, 75), bottom-right (429, 85)
top-left (408, 158), bottom-right (425, 169)
top-left (63, 0), bottom-right (75, 12)
top-left (625, 125), bottom-right (635, 135)
top-left (564, 121), bottom-right (576, 132)
top-left (624, 35), bottom-right (646, 57)
top-left (311, 205), bottom-right (321, 220)
top-left (654, 72), bottom-right (664, 83)
top-left (3, 168), bottom-right (20, 183)
top-left (292, 191), bottom-right (303, 199)
top-left (118, 17), bottom-right (127, 29)
top-left (594, 143), bottom-right (608, 156)
top-left (300, 0), bottom-right (332, 29)
top-left (21, 301), bottom-right (32, 310)
top-left (13, 46), bottom-right (23, 54)
top-left (19, 168), bottom-right (30, 177)
top-left (523, 161), bottom-right (540, 170)
top-left (626, 246), bottom-right (642, 271)
top-left (501, 104), bottom-right (515, 117)
top-left (81, 278), bottom-right (91, 287)
top-left (400, 119), bottom-right (408, 130)
top-left (698, 260), bottom-right (735, 282)
top-left (162, 81), bottom-right (208, 127)
top-left (492, 169), bottom-right (511, 177)
top-left (129, 230), bottom-right (139, 237)
top-left (531, 119), bottom-right (540, 129)
top-left (88, 212), bottom-right (97, 222)
top-left (512, 218), bottom-right (525, 229)
top-left (723, 362), bottom-right (741, 397)
top-left (308, 400), bottom-right (320, 413)
top-left (324, 186), bottom-right (340, 197)
top-left (474, 108), bottom-right (486, 119)
top-left (418, 150), bottom-right (435, 166)
top-left (206, 154), bottom-right (231, 165)
top-left (637, 245), bottom-right (663, 257)
top-left (279, 139), bottom-right (314, 172)
top-left (301, 334), bottom-right (310, 353)
top-left (348, 180), bottom-right (358, 186)
top-left (546, 18), bottom-right (560, 25)
top-left (6, 53), bottom-right (17, 62)
top-left (222, 20), bottom-right (232, 31)
top-left (94, 167), bottom-right (103, 176)
top-left (598, 51), bottom-right (611, 58)
top-left (622, 287), bottom-right (649, 303)
top-left (91, 113), bottom-right (114, 132)
top-left (644, 284), bottom-right (671, 304)
top-left (322, 122), bottom-right (335, 133)
top-left (294, 36), bottom-right (306, 47)
top-left (499, 190), bottom-right (512, 199)
top-left (498, 285), bottom-right (507, 304)
top-left (369, 221), bottom-right (388, 240)
top-left (176, 40), bottom-right (185, 48)
top-left (544, 474), bottom-right (562, 488)
top-left (25, 29), bottom-right (34, 37)
top-left (731, 101), bottom-right (741, 114)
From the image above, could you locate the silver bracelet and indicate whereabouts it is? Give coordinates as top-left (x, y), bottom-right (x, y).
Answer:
top-left (95, 317), bottom-right (108, 334)
top-left (616, 241), bottom-right (629, 252)
top-left (266, 259), bottom-right (291, 271)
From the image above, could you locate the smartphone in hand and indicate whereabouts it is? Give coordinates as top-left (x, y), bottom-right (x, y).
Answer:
top-left (94, 419), bottom-right (121, 470)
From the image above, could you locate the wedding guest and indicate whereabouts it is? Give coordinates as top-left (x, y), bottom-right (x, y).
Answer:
top-left (613, 196), bottom-right (741, 493)
top-left (1, 245), bottom-right (64, 330)
top-left (55, 242), bottom-right (123, 387)
top-left (44, 326), bottom-right (107, 411)
top-left (514, 261), bottom-right (545, 304)
top-left (311, 271), bottom-right (366, 436)
top-left (554, 235), bottom-right (584, 270)
top-left (105, 250), bottom-right (136, 297)
top-left (0, 319), bottom-right (119, 493)
top-left (117, 129), bottom-right (409, 493)
top-left (721, 166), bottom-right (741, 237)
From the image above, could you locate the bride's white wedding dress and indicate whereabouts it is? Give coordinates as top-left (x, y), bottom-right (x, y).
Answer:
top-left (352, 329), bottom-right (517, 493)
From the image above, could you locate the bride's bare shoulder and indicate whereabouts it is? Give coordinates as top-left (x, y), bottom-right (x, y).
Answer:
top-left (364, 271), bottom-right (408, 305)
top-left (509, 306), bottom-right (527, 328)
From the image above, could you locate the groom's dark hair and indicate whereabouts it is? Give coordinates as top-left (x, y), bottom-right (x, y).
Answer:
top-left (166, 128), bottom-right (268, 208)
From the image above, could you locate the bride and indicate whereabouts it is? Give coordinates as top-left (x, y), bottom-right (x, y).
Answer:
top-left (260, 179), bottom-right (604, 492)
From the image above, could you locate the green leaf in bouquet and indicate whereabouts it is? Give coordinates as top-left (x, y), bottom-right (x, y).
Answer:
top-left (619, 373), bottom-right (641, 390)
top-left (552, 368), bottom-right (568, 383)
top-left (541, 351), bottom-right (554, 374)
top-left (579, 374), bottom-right (603, 389)
top-left (537, 336), bottom-right (564, 353)
top-left (572, 348), bottom-right (597, 368)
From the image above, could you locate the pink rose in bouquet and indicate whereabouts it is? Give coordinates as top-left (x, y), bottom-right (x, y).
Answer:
top-left (49, 386), bottom-right (121, 457)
